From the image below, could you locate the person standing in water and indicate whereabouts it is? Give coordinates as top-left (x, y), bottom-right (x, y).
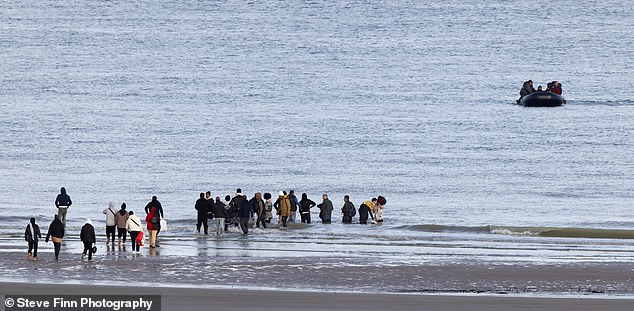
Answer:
top-left (275, 191), bottom-right (291, 227)
top-left (288, 190), bottom-right (299, 223)
top-left (115, 203), bottom-right (129, 247)
top-left (25, 217), bottom-right (42, 261)
top-left (263, 193), bottom-right (273, 223)
top-left (195, 192), bottom-right (210, 235)
top-left (103, 201), bottom-right (117, 247)
top-left (126, 211), bottom-right (143, 253)
top-left (45, 215), bottom-right (65, 261)
top-left (54, 187), bottom-right (72, 226)
top-left (144, 196), bottom-right (164, 243)
top-left (299, 193), bottom-right (316, 224)
top-left (250, 192), bottom-right (266, 229)
top-left (319, 194), bottom-right (333, 224)
top-left (341, 195), bottom-right (356, 224)
top-left (80, 219), bottom-right (96, 261)
top-left (146, 206), bottom-right (160, 248)
top-left (213, 197), bottom-right (229, 236)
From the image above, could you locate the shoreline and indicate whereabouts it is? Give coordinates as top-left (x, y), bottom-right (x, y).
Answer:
top-left (2, 282), bottom-right (633, 311)
top-left (1, 251), bottom-right (633, 297)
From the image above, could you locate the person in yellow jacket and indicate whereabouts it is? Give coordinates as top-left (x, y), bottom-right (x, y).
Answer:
top-left (274, 191), bottom-right (291, 227)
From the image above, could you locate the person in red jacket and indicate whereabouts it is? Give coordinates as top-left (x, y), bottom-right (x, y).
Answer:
top-left (547, 81), bottom-right (562, 95)
top-left (146, 207), bottom-right (160, 248)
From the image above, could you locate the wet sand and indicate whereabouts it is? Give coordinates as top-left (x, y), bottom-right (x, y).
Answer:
top-left (1, 282), bottom-right (633, 311)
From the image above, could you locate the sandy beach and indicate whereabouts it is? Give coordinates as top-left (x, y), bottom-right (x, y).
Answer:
top-left (1, 282), bottom-right (633, 311)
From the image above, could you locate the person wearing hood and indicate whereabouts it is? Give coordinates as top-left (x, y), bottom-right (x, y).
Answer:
top-left (115, 203), bottom-right (129, 246)
top-left (250, 192), bottom-right (266, 229)
top-left (126, 211), bottom-right (143, 253)
top-left (275, 191), bottom-right (291, 227)
top-left (80, 218), bottom-right (96, 261)
top-left (341, 195), bottom-right (356, 224)
top-left (146, 206), bottom-right (160, 248)
top-left (299, 193), bottom-right (316, 224)
top-left (54, 187), bottom-right (72, 226)
top-left (195, 192), bottom-right (211, 235)
top-left (212, 197), bottom-right (229, 236)
top-left (319, 194), bottom-right (333, 224)
top-left (25, 217), bottom-right (42, 261)
top-left (45, 215), bottom-right (65, 260)
top-left (103, 201), bottom-right (117, 246)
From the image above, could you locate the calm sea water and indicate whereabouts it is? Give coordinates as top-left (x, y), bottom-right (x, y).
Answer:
top-left (1, 1), bottom-right (633, 265)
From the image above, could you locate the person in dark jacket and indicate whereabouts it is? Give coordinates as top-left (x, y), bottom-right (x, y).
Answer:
top-left (54, 187), bottom-right (72, 226)
top-left (299, 193), bottom-right (316, 224)
top-left (213, 197), bottom-right (229, 236)
top-left (319, 194), bottom-right (334, 224)
top-left (341, 195), bottom-right (356, 224)
top-left (547, 81), bottom-right (563, 95)
top-left (519, 80), bottom-right (536, 99)
top-left (144, 196), bottom-right (164, 241)
top-left (45, 215), bottom-right (65, 260)
top-left (358, 199), bottom-right (376, 224)
top-left (80, 218), bottom-right (96, 261)
top-left (195, 193), bottom-right (211, 234)
top-left (250, 192), bottom-right (267, 229)
top-left (25, 217), bottom-right (42, 261)
top-left (288, 190), bottom-right (299, 223)
top-left (234, 192), bottom-right (251, 234)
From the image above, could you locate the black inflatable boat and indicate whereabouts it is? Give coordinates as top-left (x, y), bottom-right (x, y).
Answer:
top-left (517, 92), bottom-right (566, 107)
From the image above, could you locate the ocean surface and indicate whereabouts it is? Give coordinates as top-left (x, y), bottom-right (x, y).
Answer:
top-left (1, 0), bottom-right (633, 272)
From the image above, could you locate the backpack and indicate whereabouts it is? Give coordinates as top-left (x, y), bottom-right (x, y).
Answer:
top-left (150, 213), bottom-right (159, 224)
top-left (377, 196), bottom-right (387, 206)
top-left (349, 204), bottom-right (356, 217)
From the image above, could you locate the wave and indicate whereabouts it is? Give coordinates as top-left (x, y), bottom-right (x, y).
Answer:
top-left (397, 224), bottom-right (634, 239)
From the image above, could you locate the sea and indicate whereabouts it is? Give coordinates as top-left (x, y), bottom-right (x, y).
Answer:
top-left (1, 0), bottom-right (633, 270)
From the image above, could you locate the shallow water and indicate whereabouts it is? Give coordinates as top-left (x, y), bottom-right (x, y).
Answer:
top-left (1, 0), bottom-right (633, 271)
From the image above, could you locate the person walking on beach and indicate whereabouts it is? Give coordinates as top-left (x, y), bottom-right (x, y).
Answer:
top-left (288, 190), bottom-right (299, 223)
top-left (195, 192), bottom-right (211, 235)
top-left (103, 201), bottom-right (117, 247)
top-left (275, 191), bottom-right (291, 227)
top-left (126, 211), bottom-right (143, 253)
top-left (263, 193), bottom-right (273, 223)
top-left (54, 187), bottom-right (72, 226)
top-left (358, 198), bottom-right (376, 224)
top-left (213, 197), bottom-right (228, 236)
top-left (25, 217), bottom-right (42, 261)
top-left (144, 196), bottom-right (164, 242)
top-left (146, 206), bottom-right (160, 248)
top-left (299, 193), bottom-right (316, 224)
top-left (251, 192), bottom-right (267, 229)
top-left (80, 218), bottom-right (96, 261)
top-left (45, 215), bottom-right (65, 261)
top-left (115, 203), bottom-right (129, 247)
top-left (319, 194), bottom-right (333, 224)
top-left (341, 195), bottom-right (356, 224)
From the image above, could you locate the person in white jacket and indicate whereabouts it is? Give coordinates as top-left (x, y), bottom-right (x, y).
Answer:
top-left (103, 201), bottom-right (117, 246)
top-left (126, 211), bottom-right (143, 253)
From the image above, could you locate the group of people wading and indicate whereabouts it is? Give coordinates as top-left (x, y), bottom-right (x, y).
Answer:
top-left (194, 189), bottom-right (386, 235)
top-left (24, 187), bottom-right (386, 262)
